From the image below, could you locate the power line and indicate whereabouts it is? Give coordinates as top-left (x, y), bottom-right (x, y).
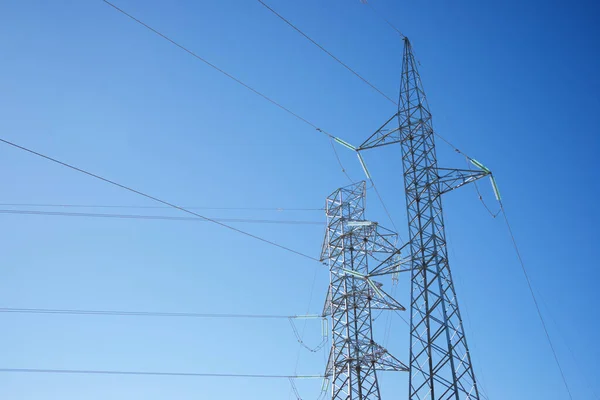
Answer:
top-left (0, 368), bottom-right (323, 379)
top-left (447, 242), bottom-right (492, 400)
top-left (0, 137), bottom-right (320, 262)
top-left (103, 0), bottom-right (469, 194)
top-left (101, 0), bottom-right (334, 140)
top-left (288, 318), bottom-right (328, 354)
top-left (367, 176), bottom-right (399, 237)
top-left (288, 263), bottom-right (325, 400)
top-left (361, 1), bottom-right (406, 38)
top-left (289, 377), bottom-right (302, 400)
top-left (434, 131), bottom-right (475, 159)
top-left (101, 0), bottom-right (361, 211)
top-left (0, 209), bottom-right (323, 225)
top-left (102, 0), bottom-right (390, 214)
top-left (258, 0), bottom-right (479, 164)
top-left (537, 293), bottom-right (600, 400)
top-left (500, 203), bottom-right (573, 400)
top-left (256, 0), bottom-right (397, 105)
top-left (0, 307), bottom-right (322, 320)
top-left (104, 0), bottom-right (471, 175)
top-left (0, 203), bottom-right (323, 211)
top-left (253, 0), bottom-right (469, 242)
top-left (261, 0), bottom-right (475, 164)
top-left (329, 137), bottom-right (355, 184)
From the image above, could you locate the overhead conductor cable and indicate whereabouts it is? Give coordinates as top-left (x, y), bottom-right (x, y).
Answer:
top-left (0, 138), bottom-right (319, 262)
top-left (0, 368), bottom-right (323, 379)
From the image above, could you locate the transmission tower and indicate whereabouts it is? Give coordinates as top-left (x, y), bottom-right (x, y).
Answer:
top-left (356, 37), bottom-right (493, 399)
top-left (321, 182), bottom-right (408, 400)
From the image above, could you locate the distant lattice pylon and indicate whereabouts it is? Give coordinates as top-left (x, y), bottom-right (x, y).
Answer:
top-left (321, 182), bottom-right (408, 400)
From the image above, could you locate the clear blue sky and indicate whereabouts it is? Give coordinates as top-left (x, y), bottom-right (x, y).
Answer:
top-left (1, 0), bottom-right (599, 399)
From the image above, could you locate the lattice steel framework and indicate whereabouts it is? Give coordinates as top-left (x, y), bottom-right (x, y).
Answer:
top-left (321, 182), bottom-right (408, 400)
top-left (357, 37), bottom-right (491, 400)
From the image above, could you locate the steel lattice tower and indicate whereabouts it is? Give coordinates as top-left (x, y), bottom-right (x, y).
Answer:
top-left (321, 182), bottom-right (408, 400)
top-left (356, 37), bottom-right (492, 399)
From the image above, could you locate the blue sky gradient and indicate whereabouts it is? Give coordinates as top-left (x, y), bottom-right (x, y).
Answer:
top-left (1, 0), bottom-right (599, 399)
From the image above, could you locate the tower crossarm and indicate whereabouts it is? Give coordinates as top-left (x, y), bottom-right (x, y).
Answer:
top-left (367, 343), bottom-right (409, 372)
top-left (358, 112), bottom-right (402, 150)
top-left (324, 338), bottom-right (409, 379)
top-left (436, 167), bottom-right (490, 195)
top-left (367, 242), bottom-right (413, 277)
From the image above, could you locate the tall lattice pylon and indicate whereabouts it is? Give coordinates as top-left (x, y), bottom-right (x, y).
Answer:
top-left (321, 182), bottom-right (408, 400)
top-left (357, 37), bottom-right (493, 399)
